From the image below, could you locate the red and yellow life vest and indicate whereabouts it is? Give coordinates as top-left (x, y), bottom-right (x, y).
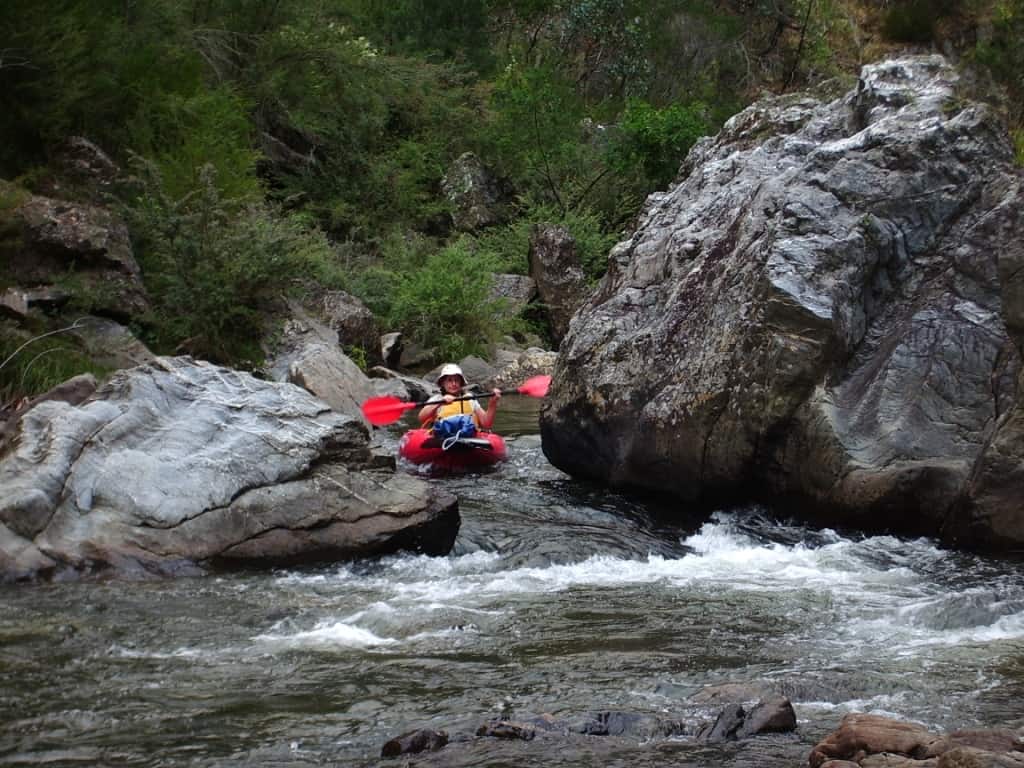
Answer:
top-left (425, 397), bottom-right (480, 427)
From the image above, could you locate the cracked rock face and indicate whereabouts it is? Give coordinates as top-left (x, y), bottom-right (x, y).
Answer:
top-left (0, 357), bottom-right (458, 581)
top-left (540, 55), bottom-right (1024, 549)
top-left (11, 193), bottom-right (150, 319)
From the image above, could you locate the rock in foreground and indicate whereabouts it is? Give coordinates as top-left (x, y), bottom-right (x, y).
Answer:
top-left (810, 713), bottom-right (1024, 768)
top-left (0, 357), bottom-right (458, 581)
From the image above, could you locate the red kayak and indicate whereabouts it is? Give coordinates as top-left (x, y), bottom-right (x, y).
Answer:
top-left (398, 428), bottom-right (508, 469)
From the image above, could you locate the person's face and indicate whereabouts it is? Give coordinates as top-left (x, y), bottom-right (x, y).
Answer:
top-left (441, 376), bottom-right (463, 393)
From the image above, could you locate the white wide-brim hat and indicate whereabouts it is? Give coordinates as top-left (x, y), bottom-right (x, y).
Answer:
top-left (436, 363), bottom-right (466, 386)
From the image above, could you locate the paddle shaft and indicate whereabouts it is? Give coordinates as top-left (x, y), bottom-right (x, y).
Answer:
top-left (428, 390), bottom-right (499, 405)
top-left (361, 375), bottom-right (549, 426)
top-left (416, 390), bottom-right (499, 414)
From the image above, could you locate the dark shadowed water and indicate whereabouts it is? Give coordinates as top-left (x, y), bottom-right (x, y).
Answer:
top-left (3, 398), bottom-right (1023, 767)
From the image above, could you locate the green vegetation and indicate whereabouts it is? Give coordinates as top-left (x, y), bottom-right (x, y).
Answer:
top-left (0, 180), bottom-right (31, 213)
top-left (1, 0), bottom-right (1022, 401)
top-left (973, 0), bottom-right (1024, 126)
top-left (473, 205), bottom-right (618, 282)
top-left (0, 324), bottom-right (113, 407)
top-left (882, 0), bottom-right (943, 43)
top-left (386, 241), bottom-right (502, 360)
top-left (609, 99), bottom-right (711, 191)
top-left (122, 159), bottom-right (343, 365)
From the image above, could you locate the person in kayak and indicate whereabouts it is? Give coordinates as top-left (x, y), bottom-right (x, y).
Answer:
top-left (418, 363), bottom-right (501, 431)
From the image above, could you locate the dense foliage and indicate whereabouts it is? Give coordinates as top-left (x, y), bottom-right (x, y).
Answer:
top-left (122, 160), bottom-right (343, 365)
top-left (2, 0), bottom-right (1021, 398)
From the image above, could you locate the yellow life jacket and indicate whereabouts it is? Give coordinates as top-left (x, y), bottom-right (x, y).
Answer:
top-left (427, 397), bottom-right (480, 427)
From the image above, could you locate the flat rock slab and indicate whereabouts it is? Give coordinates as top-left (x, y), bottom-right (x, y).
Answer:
top-left (0, 356), bottom-right (458, 581)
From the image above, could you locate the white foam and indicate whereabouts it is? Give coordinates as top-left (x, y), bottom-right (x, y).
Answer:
top-left (254, 622), bottom-right (397, 649)
top-left (260, 513), bottom-right (1024, 660)
top-left (108, 644), bottom-right (206, 660)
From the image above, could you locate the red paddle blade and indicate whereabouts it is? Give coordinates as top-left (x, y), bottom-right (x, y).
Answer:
top-left (516, 375), bottom-right (552, 398)
top-left (362, 395), bottom-right (418, 426)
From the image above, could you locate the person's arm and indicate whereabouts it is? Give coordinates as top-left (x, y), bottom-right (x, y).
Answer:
top-left (476, 389), bottom-right (501, 429)
top-left (419, 395), bottom-right (452, 426)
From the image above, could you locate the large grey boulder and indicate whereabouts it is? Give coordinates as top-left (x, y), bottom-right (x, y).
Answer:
top-left (490, 273), bottom-right (538, 318)
top-left (37, 136), bottom-right (122, 201)
top-left (953, 208), bottom-right (1024, 549)
top-left (492, 346), bottom-right (557, 390)
top-left (0, 357), bottom-right (458, 581)
top-left (69, 316), bottom-right (155, 370)
top-left (541, 55), bottom-right (1024, 550)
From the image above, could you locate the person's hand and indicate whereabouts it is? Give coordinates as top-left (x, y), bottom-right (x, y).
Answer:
top-left (491, 388), bottom-right (501, 402)
top-left (442, 394), bottom-right (456, 404)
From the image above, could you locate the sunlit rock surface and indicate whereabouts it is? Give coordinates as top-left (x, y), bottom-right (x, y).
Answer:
top-left (0, 357), bottom-right (458, 581)
top-left (541, 55), bottom-right (1024, 549)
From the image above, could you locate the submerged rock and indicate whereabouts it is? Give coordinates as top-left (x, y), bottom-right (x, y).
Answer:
top-left (541, 55), bottom-right (1024, 550)
top-left (696, 702), bottom-right (745, 743)
top-left (0, 357), bottom-right (458, 581)
top-left (476, 720), bottom-right (537, 740)
top-left (381, 728), bottom-right (449, 758)
top-left (737, 696), bottom-right (798, 738)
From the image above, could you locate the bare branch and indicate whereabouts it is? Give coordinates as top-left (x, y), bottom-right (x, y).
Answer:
top-left (0, 318), bottom-right (92, 374)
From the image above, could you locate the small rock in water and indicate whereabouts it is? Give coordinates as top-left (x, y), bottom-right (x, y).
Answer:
top-left (476, 720), bottom-right (536, 740)
top-left (696, 703), bottom-right (746, 743)
top-left (380, 728), bottom-right (448, 758)
top-left (737, 696), bottom-right (797, 738)
top-left (573, 711), bottom-right (644, 737)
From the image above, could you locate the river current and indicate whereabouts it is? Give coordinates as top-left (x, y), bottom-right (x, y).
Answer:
top-left (2, 399), bottom-right (1023, 767)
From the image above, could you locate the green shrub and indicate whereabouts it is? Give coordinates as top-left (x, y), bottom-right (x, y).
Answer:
top-left (344, 345), bottom-right (369, 371)
top-left (473, 203), bottom-right (619, 282)
top-left (347, 0), bottom-right (494, 71)
top-left (0, 180), bottom-right (30, 213)
top-left (973, 0), bottom-right (1024, 123)
top-left (882, 0), bottom-right (940, 43)
top-left (608, 98), bottom-right (710, 190)
top-left (124, 161), bottom-right (341, 367)
top-left (145, 87), bottom-right (261, 202)
top-left (385, 240), bottom-right (501, 361)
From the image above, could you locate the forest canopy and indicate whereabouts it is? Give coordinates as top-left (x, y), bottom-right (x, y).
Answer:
top-left (2, 0), bottom-right (1022, 393)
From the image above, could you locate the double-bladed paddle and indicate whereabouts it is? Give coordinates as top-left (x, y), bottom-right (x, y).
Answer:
top-left (361, 374), bottom-right (552, 426)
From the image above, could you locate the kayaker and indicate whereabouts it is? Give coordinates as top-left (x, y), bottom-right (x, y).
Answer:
top-left (419, 363), bottom-right (501, 430)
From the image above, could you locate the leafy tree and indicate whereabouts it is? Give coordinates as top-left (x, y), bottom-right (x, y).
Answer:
top-left (124, 161), bottom-right (340, 366)
top-left (346, 0), bottom-right (494, 70)
top-left (973, 0), bottom-right (1024, 124)
top-left (385, 240), bottom-right (502, 360)
top-left (487, 62), bottom-right (600, 213)
top-left (608, 98), bottom-right (710, 189)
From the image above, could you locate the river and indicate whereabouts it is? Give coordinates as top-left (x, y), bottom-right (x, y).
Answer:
top-left (2, 398), bottom-right (1023, 766)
